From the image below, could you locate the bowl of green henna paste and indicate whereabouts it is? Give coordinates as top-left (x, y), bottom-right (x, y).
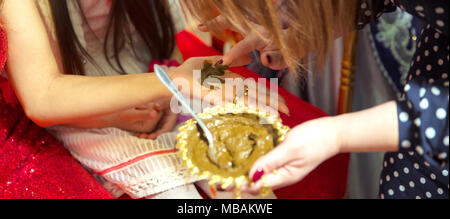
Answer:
top-left (175, 103), bottom-right (290, 198)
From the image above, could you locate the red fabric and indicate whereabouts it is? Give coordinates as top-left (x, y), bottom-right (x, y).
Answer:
top-left (175, 30), bottom-right (350, 199)
top-left (0, 23), bottom-right (349, 199)
top-left (148, 59), bottom-right (180, 72)
top-left (0, 28), bottom-right (114, 199)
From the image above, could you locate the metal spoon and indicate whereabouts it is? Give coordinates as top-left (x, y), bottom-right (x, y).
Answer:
top-left (153, 65), bottom-right (218, 163)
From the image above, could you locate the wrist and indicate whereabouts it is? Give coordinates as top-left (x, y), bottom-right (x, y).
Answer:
top-left (168, 67), bottom-right (180, 81)
top-left (328, 115), bottom-right (346, 154)
top-left (306, 116), bottom-right (344, 156)
top-left (330, 102), bottom-right (400, 154)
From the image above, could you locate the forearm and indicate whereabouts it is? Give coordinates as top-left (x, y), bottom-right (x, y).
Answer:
top-left (2, 0), bottom-right (174, 127)
top-left (63, 110), bottom-right (125, 129)
top-left (334, 101), bottom-right (399, 153)
top-left (28, 73), bottom-right (171, 127)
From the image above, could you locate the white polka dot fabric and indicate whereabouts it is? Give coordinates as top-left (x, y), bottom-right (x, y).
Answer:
top-left (358, 0), bottom-right (449, 199)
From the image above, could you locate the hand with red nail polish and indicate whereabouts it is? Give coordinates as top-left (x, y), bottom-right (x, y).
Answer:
top-left (215, 59), bottom-right (224, 66)
top-left (252, 168), bottom-right (265, 183)
top-left (242, 117), bottom-right (341, 194)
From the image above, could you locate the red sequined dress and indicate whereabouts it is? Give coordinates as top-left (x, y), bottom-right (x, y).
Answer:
top-left (0, 27), bottom-right (114, 199)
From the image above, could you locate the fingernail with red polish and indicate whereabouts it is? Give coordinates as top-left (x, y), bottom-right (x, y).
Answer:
top-left (215, 59), bottom-right (223, 66)
top-left (252, 168), bottom-right (264, 183)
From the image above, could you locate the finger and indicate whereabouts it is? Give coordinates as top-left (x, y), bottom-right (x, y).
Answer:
top-left (238, 96), bottom-right (279, 116)
top-left (219, 80), bottom-right (287, 115)
top-left (246, 86), bottom-right (290, 115)
top-left (261, 90), bottom-right (289, 116)
top-left (154, 103), bottom-right (164, 111)
top-left (154, 100), bottom-right (171, 111)
top-left (245, 166), bottom-right (308, 193)
top-left (135, 133), bottom-right (149, 139)
top-left (220, 54), bottom-right (253, 68)
top-left (135, 103), bottom-right (162, 116)
top-left (186, 56), bottom-right (223, 70)
top-left (260, 88), bottom-right (289, 116)
top-left (222, 33), bottom-right (261, 66)
top-left (248, 141), bottom-right (296, 184)
top-left (149, 110), bottom-right (158, 119)
top-left (146, 128), bottom-right (167, 140)
top-left (271, 95), bottom-right (290, 116)
top-left (123, 109), bottom-right (158, 122)
top-left (147, 113), bottom-right (178, 139)
top-left (260, 50), bottom-right (287, 70)
top-left (141, 134), bottom-right (151, 139)
top-left (135, 103), bottom-right (155, 110)
top-left (216, 184), bottom-right (234, 192)
top-left (240, 182), bottom-right (260, 196)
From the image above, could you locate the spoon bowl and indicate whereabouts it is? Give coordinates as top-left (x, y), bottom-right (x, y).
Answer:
top-left (153, 64), bottom-right (218, 163)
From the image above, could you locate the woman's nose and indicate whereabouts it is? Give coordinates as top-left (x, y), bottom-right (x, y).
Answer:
top-left (261, 51), bottom-right (287, 70)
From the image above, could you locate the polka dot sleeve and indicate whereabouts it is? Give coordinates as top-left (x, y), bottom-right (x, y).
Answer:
top-left (355, 0), bottom-right (397, 30)
top-left (397, 82), bottom-right (449, 165)
top-left (394, 0), bottom-right (449, 166)
top-left (394, 0), bottom-right (449, 36)
top-left (362, 0), bottom-right (449, 199)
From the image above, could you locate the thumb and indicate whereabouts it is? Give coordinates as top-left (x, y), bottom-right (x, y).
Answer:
top-left (135, 102), bottom-right (156, 111)
top-left (248, 140), bottom-right (295, 183)
top-left (121, 108), bottom-right (157, 122)
top-left (243, 138), bottom-right (307, 192)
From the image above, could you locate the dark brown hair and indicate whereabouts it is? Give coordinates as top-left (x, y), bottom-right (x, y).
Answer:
top-left (50, 0), bottom-right (176, 75)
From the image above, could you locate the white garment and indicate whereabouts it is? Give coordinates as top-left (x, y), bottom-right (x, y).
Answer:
top-left (148, 184), bottom-right (203, 199)
top-left (42, 0), bottom-right (198, 199)
top-left (50, 126), bottom-right (198, 198)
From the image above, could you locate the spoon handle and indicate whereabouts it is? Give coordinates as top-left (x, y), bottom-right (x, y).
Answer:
top-left (153, 65), bottom-right (216, 151)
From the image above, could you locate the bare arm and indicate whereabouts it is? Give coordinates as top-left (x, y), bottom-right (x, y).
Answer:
top-left (2, 0), bottom-right (286, 128)
top-left (243, 101), bottom-right (399, 192)
top-left (66, 105), bottom-right (160, 129)
top-left (336, 101), bottom-right (399, 153)
top-left (2, 0), bottom-right (173, 127)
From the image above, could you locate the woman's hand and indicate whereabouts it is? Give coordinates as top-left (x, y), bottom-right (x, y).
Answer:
top-left (135, 99), bottom-right (179, 140)
top-left (242, 101), bottom-right (399, 194)
top-left (171, 56), bottom-right (289, 115)
top-left (68, 102), bottom-right (160, 130)
top-left (114, 112), bottom-right (163, 134)
top-left (242, 117), bottom-right (341, 194)
top-left (198, 16), bottom-right (287, 70)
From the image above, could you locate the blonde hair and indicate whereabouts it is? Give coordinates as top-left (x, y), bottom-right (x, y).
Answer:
top-left (181, 0), bottom-right (357, 75)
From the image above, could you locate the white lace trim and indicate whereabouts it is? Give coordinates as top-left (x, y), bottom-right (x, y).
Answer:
top-left (104, 166), bottom-right (198, 199)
